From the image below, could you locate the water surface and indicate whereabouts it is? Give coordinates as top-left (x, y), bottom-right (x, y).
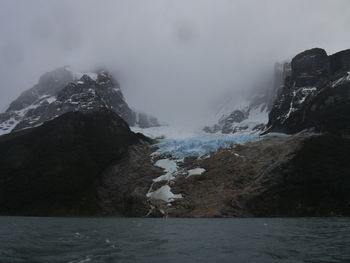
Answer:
top-left (0, 217), bottom-right (349, 263)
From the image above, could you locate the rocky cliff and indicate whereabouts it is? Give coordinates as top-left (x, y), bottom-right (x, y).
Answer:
top-left (208, 48), bottom-right (350, 136)
top-left (266, 48), bottom-right (350, 134)
top-left (0, 109), bottom-right (153, 216)
top-left (0, 67), bottom-right (159, 135)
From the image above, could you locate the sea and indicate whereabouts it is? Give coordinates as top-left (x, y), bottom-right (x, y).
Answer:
top-left (0, 217), bottom-right (349, 263)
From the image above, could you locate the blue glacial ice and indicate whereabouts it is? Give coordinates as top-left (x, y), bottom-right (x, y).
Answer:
top-left (132, 126), bottom-right (265, 158)
top-left (154, 133), bottom-right (260, 158)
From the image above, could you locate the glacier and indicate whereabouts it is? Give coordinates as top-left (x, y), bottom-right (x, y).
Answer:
top-left (132, 126), bottom-right (261, 158)
top-left (133, 126), bottom-right (285, 209)
top-left (154, 133), bottom-right (260, 158)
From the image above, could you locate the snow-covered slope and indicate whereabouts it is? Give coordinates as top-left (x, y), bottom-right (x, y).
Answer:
top-left (204, 61), bottom-right (292, 135)
top-left (0, 67), bottom-right (159, 135)
top-left (203, 94), bottom-right (269, 134)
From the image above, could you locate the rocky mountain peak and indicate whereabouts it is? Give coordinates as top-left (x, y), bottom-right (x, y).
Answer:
top-left (6, 67), bottom-right (73, 113)
top-left (204, 92), bottom-right (270, 134)
top-left (0, 67), bottom-right (159, 135)
top-left (205, 47), bottom-right (350, 136)
top-left (290, 48), bottom-right (330, 88)
top-left (204, 75), bottom-right (275, 135)
top-left (266, 47), bottom-right (350, 134)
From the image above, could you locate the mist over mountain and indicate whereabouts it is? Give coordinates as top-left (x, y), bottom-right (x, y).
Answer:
top-left (1, 0), bottom-right (350, 216)
top-left (1, 0), bottom-right (350, 127)
top-left (2, 2), bottom-right (350, 262)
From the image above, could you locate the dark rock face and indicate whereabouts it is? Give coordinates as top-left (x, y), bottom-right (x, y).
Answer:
top-left (98, 144), bottom-right (163, 217)
top-left (291, 48), bottom-right (330, 87)
top-left (330, 49), bottom-right (350, 73)
top-left (0, 109), bottom-right (148, 216)
top-left (0, 67), bottom-right (159, 135)
top-left (168, 134), bottom-right (350, 217)
top-left (267, 48), bottom-right (350, 134)
top-left (227, 110), bottom-right (246, 123)
top-left (220, 110), bottom-right (246, 134)
top-left (6, 67), bottom-right (73, 112)
top-left (247, 135), bottom-right (350, 216)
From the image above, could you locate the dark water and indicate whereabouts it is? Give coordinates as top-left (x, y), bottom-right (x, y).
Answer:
top-left (0, 217), bottom-right (349, 263)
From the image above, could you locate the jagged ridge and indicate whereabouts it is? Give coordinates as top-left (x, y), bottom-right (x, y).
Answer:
top-left (0, 67), bottom-right (159, 135)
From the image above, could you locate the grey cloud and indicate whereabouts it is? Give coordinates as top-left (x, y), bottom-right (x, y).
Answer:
top-left (0, 0), bottom-right (349, 125)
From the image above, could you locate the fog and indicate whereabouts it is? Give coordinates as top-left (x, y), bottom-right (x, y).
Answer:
top-left (1, 0), bottom-right (349, 126)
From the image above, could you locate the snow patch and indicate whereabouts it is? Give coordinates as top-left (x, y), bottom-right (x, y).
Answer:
top-left (331, 72), bottom-right (350, 88)
top-left (283, 90), bottom-right (297, 122)
top-left (246, 104), bottom-right (269, 124)
top-left (41, 95), bottom-right (57, 104)
top-left (14, 103), bottom-right (40, 117)
top-left (153, 159), bottom-right (178, 182)
top-left (0, 117), bottom-right (20, 135)
top-left (146, 185), bottom-right (182, 202)
top-left (298, 87), bottom-right (316, 104)
top-left (214, 95), bottom-right (250, 122)
top-left (187, 168), bottom-right (206, 178)
top-left (281, 86), bottom-right (317, 122)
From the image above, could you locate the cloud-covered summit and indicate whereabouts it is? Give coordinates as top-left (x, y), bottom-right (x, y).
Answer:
top-left (1, 0), bottom-right (349, 126)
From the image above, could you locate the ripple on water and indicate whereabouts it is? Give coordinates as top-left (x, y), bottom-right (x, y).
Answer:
top-left (0, 217), bottom-right (349, 263)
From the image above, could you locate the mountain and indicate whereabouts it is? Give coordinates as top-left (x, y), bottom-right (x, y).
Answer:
top-left (265, 48), bottom-right (350, 134)
top-left (0, 109), bottom-right (153, 216)
top-left (203, 77), bottom-right (278, 134)
top-left (206, 48), bottom-right (350, 136)
top-left (1, 48), bottom-right (350, 217)
top-left (204, 94), bottom-right (269, 134)
top-left (203, 61), bottom-right (292, 135)
top-left (0, 67), bottom-right (159, 135)
top-left (165, 47), bottom-right (350, 217)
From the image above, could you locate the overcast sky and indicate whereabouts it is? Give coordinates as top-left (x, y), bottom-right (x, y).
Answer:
top-left (0, 0), bottom-right (349, 126)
